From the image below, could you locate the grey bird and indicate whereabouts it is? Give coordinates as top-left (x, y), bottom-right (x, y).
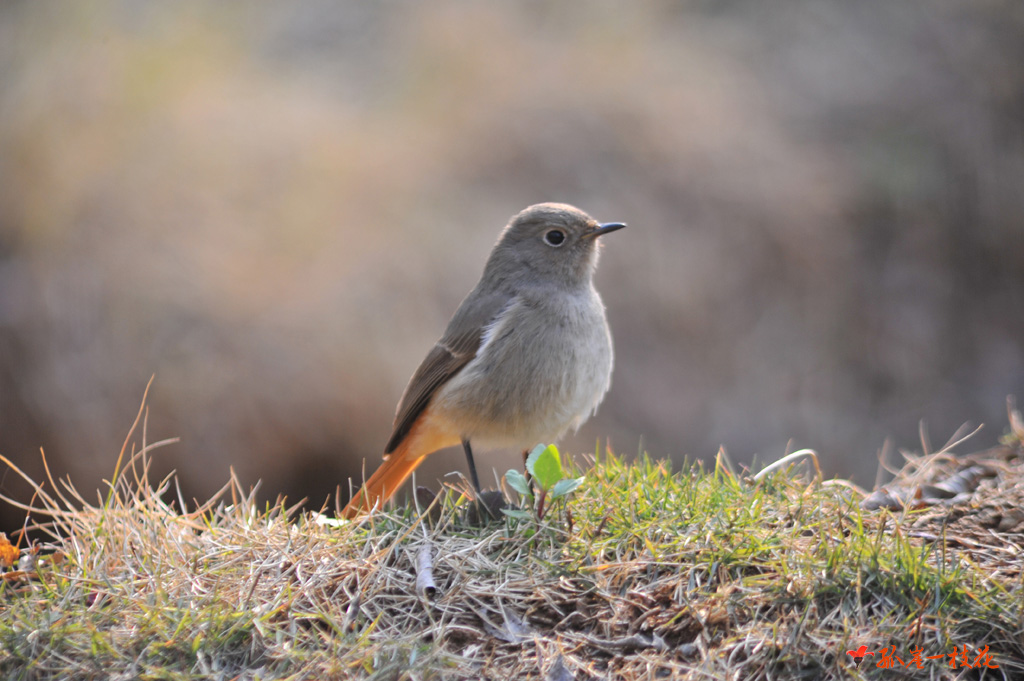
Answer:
top-left (343, 203), bottom-right (624, 517)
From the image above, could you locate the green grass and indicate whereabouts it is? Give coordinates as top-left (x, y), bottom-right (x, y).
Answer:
top-left (0, 421), bottom-right (1021, 680)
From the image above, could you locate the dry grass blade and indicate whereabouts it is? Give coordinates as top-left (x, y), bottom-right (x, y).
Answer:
top-left (753, 448), bottom-right (822, 482)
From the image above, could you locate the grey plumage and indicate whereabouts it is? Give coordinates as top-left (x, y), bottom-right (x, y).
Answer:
top-left (345, 202), bottom-right (623, 518)
top-left (391, 202), bottom-right (619, 451)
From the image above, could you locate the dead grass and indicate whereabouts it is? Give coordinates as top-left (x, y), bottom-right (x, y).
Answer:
top-left (1, 396), bottom-right (1022, 680)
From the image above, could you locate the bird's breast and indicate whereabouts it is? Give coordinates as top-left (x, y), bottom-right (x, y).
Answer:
top-left (432, 287), bottom-right (613, 448)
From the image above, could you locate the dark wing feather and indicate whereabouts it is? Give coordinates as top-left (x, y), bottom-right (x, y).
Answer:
top-left (384, 291), bottom-right (511, 453)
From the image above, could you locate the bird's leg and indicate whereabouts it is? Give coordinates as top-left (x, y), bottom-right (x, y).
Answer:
top-left (462, 438), bottom-right (483, 495)
top-left (461, 438), bottom-right (506, 523)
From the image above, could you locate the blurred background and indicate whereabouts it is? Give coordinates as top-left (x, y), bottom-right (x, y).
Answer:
top-left (1, 1), bottom-right (1022, 530)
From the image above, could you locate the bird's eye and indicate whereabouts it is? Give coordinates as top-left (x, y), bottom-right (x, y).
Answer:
top-left (544, 229), bottom-right (566, 247)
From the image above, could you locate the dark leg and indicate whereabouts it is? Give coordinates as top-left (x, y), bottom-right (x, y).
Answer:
top-left (462, 438), bottom-right (482, 494)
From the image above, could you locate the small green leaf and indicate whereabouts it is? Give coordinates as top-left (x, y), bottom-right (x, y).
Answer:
top-left (550, 476), bottom-right (584, 499)
top-left (505, 469), bottom-right (532, 498)
top-left (530, 444), bottom-right (564, 491)
top-left (525, 444), bottom-right (547, 477)
top-left (500, 508), bottom-right (532, 520)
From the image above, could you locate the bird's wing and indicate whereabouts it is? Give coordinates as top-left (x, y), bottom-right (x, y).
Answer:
top-left (384, 290), bottom-right (513, 454)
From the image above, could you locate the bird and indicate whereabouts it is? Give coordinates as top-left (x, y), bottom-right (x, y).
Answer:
top-left (341, 203), bottom-right (624, 518)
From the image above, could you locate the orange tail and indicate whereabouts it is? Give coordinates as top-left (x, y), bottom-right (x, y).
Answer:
top-left (342, 412), bottom-right (460, 519)
top-left (341, 446), bottom-right (426, 519)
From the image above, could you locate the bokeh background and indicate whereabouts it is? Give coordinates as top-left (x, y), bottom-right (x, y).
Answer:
top-left (2, 1), bottom-right (1022, 530)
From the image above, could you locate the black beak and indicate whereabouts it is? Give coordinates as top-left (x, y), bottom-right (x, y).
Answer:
top-left (587, 222), bottom-right (627, 238)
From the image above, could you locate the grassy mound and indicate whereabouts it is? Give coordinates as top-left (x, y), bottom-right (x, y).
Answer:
top-left (1, 405), bottom-right (1021, 680)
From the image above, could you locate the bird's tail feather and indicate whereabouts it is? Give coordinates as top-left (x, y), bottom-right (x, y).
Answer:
top-left (341, 412), bottom-right (460, 519)
top-left (341, 443), bottom-right (426, 519)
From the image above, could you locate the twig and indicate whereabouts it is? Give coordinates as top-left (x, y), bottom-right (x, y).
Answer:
top-left (415, 543), bottom-right (437, 597)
